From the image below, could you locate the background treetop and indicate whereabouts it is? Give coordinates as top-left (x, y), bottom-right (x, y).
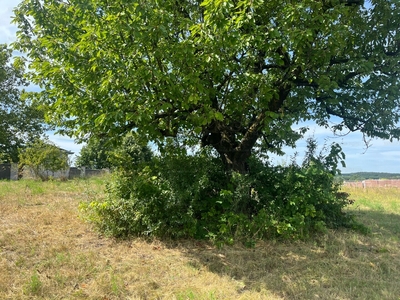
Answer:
top-left (0, 43), bottom-right (45, 163)
top-left (12, 0), bottom-right (400, 171)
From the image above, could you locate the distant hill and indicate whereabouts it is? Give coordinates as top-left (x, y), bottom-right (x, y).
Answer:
top-left (340, 172), bottom-right (400, 181)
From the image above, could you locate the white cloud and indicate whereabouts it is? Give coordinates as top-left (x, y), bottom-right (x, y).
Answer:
top-left (0, 0), bottom-right (20, 44)
top-left (378, 151), bottom-right (400, 159)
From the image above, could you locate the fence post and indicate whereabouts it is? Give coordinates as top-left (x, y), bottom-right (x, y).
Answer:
top-left (10, 163), bottom-right (18, 180)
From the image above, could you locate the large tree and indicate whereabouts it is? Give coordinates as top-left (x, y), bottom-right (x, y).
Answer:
top-left (12, 0), bottom-right (400, 172)
top-left (0, 44), bottom-right (45, 162)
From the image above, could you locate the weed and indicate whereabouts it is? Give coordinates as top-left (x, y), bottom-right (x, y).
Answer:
top-left (24, 272), bottom-right (42, 296)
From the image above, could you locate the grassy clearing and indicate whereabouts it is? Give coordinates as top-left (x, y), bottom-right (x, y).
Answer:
top-left (0, 177), bottom-right (399, 299)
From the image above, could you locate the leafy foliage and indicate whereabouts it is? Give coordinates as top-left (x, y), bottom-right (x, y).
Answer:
top-left (19, 138), bottom-right (70, 181)
top-left (12, 0), bottom-right (400, 172)
top-left (107, 133), bottom-right (154, 170)
top-left (76, 138), bottom-right (113, 169)
top-left (76, 133), bottom-right (153, 170)
top-left (0, 44), bottom-right (45, 162)
top-left (81, 139), bottom-right (357, 244)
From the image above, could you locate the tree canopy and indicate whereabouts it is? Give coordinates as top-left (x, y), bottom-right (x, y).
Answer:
top-left (12, 0), bottom-right (400, 172)
top-left (0, 44), bottom-right (45, 162)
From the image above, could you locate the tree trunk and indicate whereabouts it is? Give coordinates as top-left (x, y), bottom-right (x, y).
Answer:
top-left (201, 114), bottom-right (264, 174)
top-left (218, 148), bottom-right (251, 174)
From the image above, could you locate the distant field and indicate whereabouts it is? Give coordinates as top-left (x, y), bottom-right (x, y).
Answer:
top-left (0, 177), bottom-right (399, 299)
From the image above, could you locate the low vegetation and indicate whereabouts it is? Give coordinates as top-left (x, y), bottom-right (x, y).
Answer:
top-left (1, 176), bottom-right (399, 299)
top-left (81, 138), bottom-right (358, 245)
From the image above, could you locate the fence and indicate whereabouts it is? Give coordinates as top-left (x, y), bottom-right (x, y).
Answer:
top-left (68, 167), bottom-right (109, 179)
top-left (343, 179), bottom-right (400, 188)
top-left (0, 164), bottom-right (108, 180)
top-left (0, 163), bottom-right (19, 180)
top-left (22, 167), bottom-right (70, 180)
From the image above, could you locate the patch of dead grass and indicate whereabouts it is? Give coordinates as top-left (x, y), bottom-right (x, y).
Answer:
top-left (0, 179), bottom-right (399, 299)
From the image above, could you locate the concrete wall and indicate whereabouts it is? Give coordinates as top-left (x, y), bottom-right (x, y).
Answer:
top-left (68, 167), bottom-right (109, 179)
top-left (1, 164), bottom-right (108, 180)
top-left (22, 167), bottom-right (70, 180)
top-left (0, 164), bottom-right (11, 180)
top-left (10, 163), bottom-right (18, 180)
top-left (0, 163), bottom-right (18, 180)
top-left (68, 167), bottom-right (81, 179)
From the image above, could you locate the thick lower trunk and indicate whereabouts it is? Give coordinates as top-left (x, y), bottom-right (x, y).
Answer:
top-left (218, 149), bottom-right (251, 174)
top-left (201, 116), bottom-right (264, 174)
top-left (201, 127), bottom-right (253, 173)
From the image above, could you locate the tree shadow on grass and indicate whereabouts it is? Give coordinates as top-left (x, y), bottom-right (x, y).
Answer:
top-left (169, 210), bottom-right (400, 300)
top-left (350, 208), bottom-right (400, 237)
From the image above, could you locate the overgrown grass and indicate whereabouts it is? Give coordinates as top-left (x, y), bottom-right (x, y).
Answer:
top-left (0, 177), bottom-right (399, 299)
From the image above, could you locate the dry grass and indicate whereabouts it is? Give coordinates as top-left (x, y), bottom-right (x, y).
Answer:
top-left (0, 177), bottom-right (399, 299)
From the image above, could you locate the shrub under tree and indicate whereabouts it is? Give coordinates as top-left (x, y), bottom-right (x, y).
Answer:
top-left (81, 138), bottom-right (358, 244)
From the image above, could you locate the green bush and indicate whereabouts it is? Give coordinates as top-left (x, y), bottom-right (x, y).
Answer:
top-left (19, 138), bottom-right (69, 181)
top-left (81, 151), bottom-right (228, 238)
top-left (81, 139), bottom-right (357, 244)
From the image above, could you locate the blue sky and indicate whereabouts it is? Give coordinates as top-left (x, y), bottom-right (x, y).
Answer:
top-left (1, 0), bottom-right (400, 172)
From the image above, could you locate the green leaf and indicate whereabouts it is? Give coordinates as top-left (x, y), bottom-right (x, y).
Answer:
top-left (214, 111), bottom-right (224, 121)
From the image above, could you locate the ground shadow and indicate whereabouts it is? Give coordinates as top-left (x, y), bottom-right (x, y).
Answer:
top-left (165, 210), bottom-right (400, 299)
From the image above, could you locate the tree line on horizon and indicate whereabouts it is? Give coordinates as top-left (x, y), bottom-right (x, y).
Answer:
top-left (340, 172), bottom-right (400, 181)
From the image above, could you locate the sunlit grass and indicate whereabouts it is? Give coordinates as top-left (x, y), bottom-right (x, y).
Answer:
top-left (0, 178), bottom-right (399, 299)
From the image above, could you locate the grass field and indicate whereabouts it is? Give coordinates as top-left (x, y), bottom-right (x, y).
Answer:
top-left (0, 177), bottom-right (399, 299)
